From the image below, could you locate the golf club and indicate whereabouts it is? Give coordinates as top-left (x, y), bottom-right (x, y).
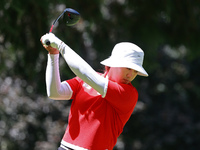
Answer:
top-left (46, 8), bottom-right (80, 45)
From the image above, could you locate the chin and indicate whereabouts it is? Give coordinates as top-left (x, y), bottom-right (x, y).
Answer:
top-left (121, 79), bottom-right (130, 84)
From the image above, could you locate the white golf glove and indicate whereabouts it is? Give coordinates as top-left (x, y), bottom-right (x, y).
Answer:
top-left (41, 33), bottom-right (62, 49)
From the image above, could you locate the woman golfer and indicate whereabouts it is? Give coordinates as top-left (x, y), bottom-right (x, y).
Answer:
top-left (40, 33), bottom-right (148, 150)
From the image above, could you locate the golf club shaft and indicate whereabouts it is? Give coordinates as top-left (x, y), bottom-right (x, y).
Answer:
top-left (49, 11), bottom-right (65, 33)
top-left (46, 11), bottom-right (65, 45)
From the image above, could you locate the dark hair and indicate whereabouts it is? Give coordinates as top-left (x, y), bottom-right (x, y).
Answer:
top-left (103, 66), bottom-right (110, 76)
top-left (105, 66), bottom-right (110, 72)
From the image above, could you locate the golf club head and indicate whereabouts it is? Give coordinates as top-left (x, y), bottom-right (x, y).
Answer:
top-left (63, 8), bottom-right (80, 26)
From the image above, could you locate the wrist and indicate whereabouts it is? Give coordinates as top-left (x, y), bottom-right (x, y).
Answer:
top-left (45, 46), bottom-right (60, 54)
top-left (49, 52), bottom-right (59, 54)
top-left (49, 49), bottom-right (59, 54)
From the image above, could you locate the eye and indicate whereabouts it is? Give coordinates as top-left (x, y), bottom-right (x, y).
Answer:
top-left (126, 68), bottom-right (131, 70)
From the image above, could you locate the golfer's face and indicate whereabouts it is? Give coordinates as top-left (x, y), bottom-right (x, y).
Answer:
top-left (108, 67), bottom-right (138, 84)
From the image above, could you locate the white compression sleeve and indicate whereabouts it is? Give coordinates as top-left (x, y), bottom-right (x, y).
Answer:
top-left (46, 54), bottom-right (73, 100)
top-left (58, 43), bottom-right (108, 98)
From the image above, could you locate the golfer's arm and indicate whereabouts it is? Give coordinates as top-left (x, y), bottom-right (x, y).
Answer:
top-left (59, 43), bottom-right (108, 98)
top-left (46, 54), bottom-right (73, 100)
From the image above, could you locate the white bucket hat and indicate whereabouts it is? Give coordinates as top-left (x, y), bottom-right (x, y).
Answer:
top-left (100, 42), bottom-right (148, 77)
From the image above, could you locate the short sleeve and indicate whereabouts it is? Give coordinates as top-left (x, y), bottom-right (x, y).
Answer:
top-left (66, 77), bottom-right (83, 100)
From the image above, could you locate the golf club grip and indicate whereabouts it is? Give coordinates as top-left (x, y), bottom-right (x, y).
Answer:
top-left (49, 25), bottom-right (54, 33)
top-left (46, 40), bottom-right (51, 46)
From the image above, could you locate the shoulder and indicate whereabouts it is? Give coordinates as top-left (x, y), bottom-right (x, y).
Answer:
top-left (108, 81), bottom-right (138, 95)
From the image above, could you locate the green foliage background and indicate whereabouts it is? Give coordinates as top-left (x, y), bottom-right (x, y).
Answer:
top-left (0, 0), bottom-right (200, 150)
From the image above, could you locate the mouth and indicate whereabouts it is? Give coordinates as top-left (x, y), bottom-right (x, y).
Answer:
top-left (122, 79), bottom-right (130, 84)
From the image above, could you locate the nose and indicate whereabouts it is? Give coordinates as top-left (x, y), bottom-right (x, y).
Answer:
top-left (127, 70), bottom-right (133, 78)
top-left (127, 69), bottom-right (137, 78)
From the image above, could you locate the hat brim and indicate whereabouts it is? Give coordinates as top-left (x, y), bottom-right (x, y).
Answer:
top-left (100, 58), bottom-right (148, 77)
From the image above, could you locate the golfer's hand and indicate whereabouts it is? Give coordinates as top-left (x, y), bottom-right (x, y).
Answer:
top-left (40, 33), bottom-right (62, 53)
top-left (41, 43), bottom-right (59, 54)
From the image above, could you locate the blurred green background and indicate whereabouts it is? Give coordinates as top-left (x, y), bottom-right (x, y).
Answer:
top-left (0, 0), bottom-right (200, 150)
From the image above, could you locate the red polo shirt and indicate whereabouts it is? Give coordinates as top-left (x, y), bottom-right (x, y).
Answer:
top-left (62, 76), bottom-right (138, 150)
